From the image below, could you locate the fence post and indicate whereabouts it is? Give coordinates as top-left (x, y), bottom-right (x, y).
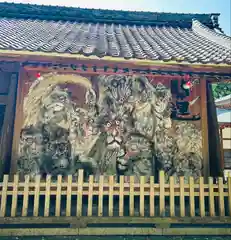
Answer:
top-left (228, 174), bottom-right (231, 217)
top-left (129, 176), bottom-right (134, 217)
top-left (199, 177), bottom-right (205, 217)
top-left (11, 174), bottom-right (19, 217)
top-left (149, 176), bottom-right (155, 217)
top-left (88, 175), bottom-right (94, 217)
top-left (119, 175), bottom-right (124, 217)
top-left (33, 175), bottom-right (41, 217)
top-left (159, 171), bottom-right (165, 217)
top-left (66, 175), bottom-right (72, 217)
top-left (0, 175), bottom-right (9, 217)
top-left (169, 176), bottom-right (175, 217)
top-left (77, 169), bottom-right (84, 217)
top-left (22, 175), bottom-right (30, 217)
top-left (55, 175), bottom-right (62, 217)
top-left (108, 175), bottom-right (114, 217)
top-left (208, 177), bottom-right (215, 217)
top-left (218, 177), bottom-right (225, 217)
top-left (44, 175), bottom-right (51, 217)
top-left (139, 176), bottom-right (145, 217)
top-left (179, 176), bottom-right (185, 217)
top-left (98, 175), bottom-right (104, 217)
top-left (189, 177), bottom-right (195, 217)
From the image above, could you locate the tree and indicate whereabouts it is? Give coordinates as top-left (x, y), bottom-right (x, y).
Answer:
top-left (212, 83), bottom-right (231, 99)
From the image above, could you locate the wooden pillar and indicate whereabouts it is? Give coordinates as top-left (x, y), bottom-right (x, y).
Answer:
top-left (200, 78), bottom-right (210, 179)
top-left (10, 67), bottom-right (24, 177)
top-left (219, 127), bottom-right (225, 171)
top-left (0, 74), bottom-right (18, 178)
top-left (0, 62), bottom-right (20, 179)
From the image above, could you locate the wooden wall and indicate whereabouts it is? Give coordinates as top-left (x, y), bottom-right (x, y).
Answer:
top-left (0, 62), bottom-right (19, 178)
top-left (0, 64), bottom-right (222, 180)
top-left (207, 83), bottom-right (222, 177)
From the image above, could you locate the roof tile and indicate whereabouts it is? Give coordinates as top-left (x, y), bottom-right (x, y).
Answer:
top-left (0, 9), bottom-right (230, 64)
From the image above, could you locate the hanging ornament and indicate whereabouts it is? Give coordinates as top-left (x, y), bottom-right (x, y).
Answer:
top-left (182, 81), bottom-right (193, 90)
top-left (182, 75), bottom-right (193, 90)
top-left (36, 72), bottom-right (41, 78)
top-left (36, 72), bottom-right (43, 81)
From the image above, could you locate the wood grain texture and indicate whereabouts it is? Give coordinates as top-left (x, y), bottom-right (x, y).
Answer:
top-left (10, 68), bottom-right (24, 177)
top-left (200, 79), bottom-right (210, 180)
top-left (0, 73), bottom-right (18, 177)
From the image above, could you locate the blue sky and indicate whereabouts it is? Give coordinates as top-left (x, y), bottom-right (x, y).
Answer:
top-left (2, 0), bottom-right (231, 35)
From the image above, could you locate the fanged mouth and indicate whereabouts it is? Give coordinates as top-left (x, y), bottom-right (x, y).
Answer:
top-left (107, 140), bottom-right (121, 148)
top-left (107, 136), bottom-right (122, 145)
top-left (26, 139), bottom-right (34, 144)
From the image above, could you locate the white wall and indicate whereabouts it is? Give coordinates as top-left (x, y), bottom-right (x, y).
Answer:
top-left (222, 127), bottom-right (231, 149)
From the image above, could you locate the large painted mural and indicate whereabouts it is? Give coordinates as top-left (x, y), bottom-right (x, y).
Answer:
top-left (17, 73), bottom-right (203, 182)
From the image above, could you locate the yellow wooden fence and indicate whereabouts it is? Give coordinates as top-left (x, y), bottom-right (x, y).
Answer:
top-left (0, 170), bottom-right (231, 236)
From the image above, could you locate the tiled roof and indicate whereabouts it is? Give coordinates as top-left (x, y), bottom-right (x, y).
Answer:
top-left (215, 94), bottom-right (231, 106)
top-left (0, 3), bottom-right (231, 64)
top-left (0, 2), bottom-right (220, 28)
top-left (215, 95), bottom-right (231, 109)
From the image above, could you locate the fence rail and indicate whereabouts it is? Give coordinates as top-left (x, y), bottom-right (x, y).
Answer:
top-left (0, 170), bottom-right (231, 236)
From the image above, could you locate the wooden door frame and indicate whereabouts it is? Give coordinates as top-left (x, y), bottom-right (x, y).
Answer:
top-left (200, 79), bottom-right (210, 179)
top-left (0, 62), bottom-right (19, 178)
top-left (10, 68), bottom-right (25, 176)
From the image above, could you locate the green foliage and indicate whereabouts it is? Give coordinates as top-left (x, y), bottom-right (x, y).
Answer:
top-left (212, 83), bottom-right (231, 99)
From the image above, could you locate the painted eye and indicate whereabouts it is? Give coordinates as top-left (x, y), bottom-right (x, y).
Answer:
top-left (106, 122), bottom-right (111, 127)
top-left (112, 81), bottom-right (118, 87)
top-left (115, 120), bottom-right (120, 125)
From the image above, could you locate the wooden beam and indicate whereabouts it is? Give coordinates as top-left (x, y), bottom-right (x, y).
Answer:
top-left (1, 216), bottom-right (231, 224)
top-left (0, 49), bottom-right (231, 76)
top-left (0, 49), bottom-right (230, 70)
top-left (0, 73), bottom-right (18, 177)
top-left (200, 79), bottom-right (210, 179)
top-left (10, 68), bottom-right (24, 176)
top-left (23, 66), bottom-right (192, 80)
top-left (22, 65), bottom-right (230, 85)
top-left (0, 61), bottom-right (20, 72)
top-left (23, 64), bottom-right (231, 77)
top-left (0, 227), bottom-right (231, 236)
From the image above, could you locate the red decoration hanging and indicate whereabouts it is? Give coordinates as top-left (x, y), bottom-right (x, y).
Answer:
top-left (36, 72), bottom-right (41, 78)
top-left (182, 80), bottom-right (193, 90)
top-left (186, 81), bottom-right (193, 88)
